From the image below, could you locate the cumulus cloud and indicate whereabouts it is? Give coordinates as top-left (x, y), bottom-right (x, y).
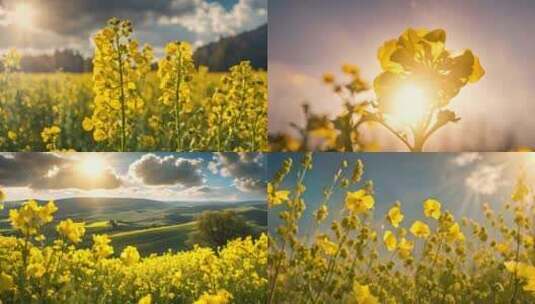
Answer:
top-left (209, 153), bottom-right (265, 192)
top-left (159, 0), bottom-right (266, 42)
top-left (0, 0), bottom-right (267, 54)
top-left (0, 153), bottom-right (123, 190)
top-left (129, 154), bottom-right (204, 187)
top-left (234, 177), bottom-right (265, 192)
top-left (465, 165), bottom-right (504, 195)
top-left (452, 153), bottom-right (482, 167)
top-left (0, 153), bottom-right (66, 187)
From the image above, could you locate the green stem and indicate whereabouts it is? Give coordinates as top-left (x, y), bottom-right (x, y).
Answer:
top-left (174, 54), bottom-right (183, 151)
top-left (510, 223), bottom-right (522, 304)
top-left (116, 35), bottom-right (126, 152)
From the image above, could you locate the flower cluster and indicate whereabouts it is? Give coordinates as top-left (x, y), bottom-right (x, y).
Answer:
top-left (208, 61), bottom-right (268, 151)
top-left (83, 18), bottom-right (154, 151)
top-left (268, 154), bottom-right (535, 303)
top-left (0, 198), bottom-right (267, 303)
top-left (158, 41), bottom-right (195, 151)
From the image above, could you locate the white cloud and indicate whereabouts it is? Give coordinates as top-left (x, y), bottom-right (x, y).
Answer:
top-left (465, 165), bottom-right (504, 195)
top-left (159, 0), bottom-right (266, 40)
top-left (452, 153), bottom-right (482, 167)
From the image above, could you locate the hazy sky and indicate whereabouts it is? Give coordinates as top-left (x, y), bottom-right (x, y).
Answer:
top-left (269, 0), bottom-right (535, 151)
top-left (0, 152), bottom-right (266, 202)
top-left (268, 152), bottom-right (535, 232)
top-left (0, 0), bottom-right (267, 55)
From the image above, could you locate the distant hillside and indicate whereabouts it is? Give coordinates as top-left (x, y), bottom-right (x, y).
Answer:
top-left (1, 197), bottom-right (267, 254)
top-left (1, 197), bottom-right (171, 220)
top-left (193, 24), bottom-right (267, 71)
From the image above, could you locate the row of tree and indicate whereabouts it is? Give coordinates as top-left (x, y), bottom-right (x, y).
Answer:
top-left (1, 24), bottom-right (267, 73)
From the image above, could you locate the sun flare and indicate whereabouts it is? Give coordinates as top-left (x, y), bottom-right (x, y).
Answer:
top-left (390, 83), bottom-right (429, 126)
top-left (11, 3), bottom-right (37, 29)
top-left (78, 155), bottom-right (106, 177)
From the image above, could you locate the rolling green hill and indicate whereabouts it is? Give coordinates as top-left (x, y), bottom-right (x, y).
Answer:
top-left (0, 197), bottom-right (266, 255)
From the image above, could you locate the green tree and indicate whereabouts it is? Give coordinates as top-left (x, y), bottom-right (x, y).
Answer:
top-left (188, 210), bottom-right (254, 248)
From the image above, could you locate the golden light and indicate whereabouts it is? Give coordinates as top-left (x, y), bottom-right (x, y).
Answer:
top-left (389, 83), bottom-right (429, 126)
top-left (78, 155), bottom-right (106, 177)
top-left (10, 3), bottom-right (37, 29)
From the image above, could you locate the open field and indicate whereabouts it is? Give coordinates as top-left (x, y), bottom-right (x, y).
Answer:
top-left (0, 197), bottom-right (266, 255)
top-left (0, 69), bottom-right (267, 152)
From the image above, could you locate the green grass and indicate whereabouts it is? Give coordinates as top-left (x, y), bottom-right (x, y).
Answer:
top-left (109, 222), bottom-right (197, 256)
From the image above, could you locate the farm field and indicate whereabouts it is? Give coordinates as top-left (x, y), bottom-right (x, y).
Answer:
top-left (0, 63), bottom-right (267, 152)
top-left (0, 16), bottom-right (267, 152)
top-left (0, 152), bottom-right (268, 303)
top-left (0, 197), bottom-right (267, 255)
top-left (0, 197), bottom-right (267, 303)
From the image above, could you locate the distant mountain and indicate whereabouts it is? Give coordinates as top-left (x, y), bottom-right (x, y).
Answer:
top-left (193, 24), bottom-right (267, 71)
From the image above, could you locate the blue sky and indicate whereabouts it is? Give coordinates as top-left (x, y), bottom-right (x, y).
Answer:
top-left (0, 0), bottom-right (267, 55)
top-left (0, 152), bottom-right (266, 202)
top-left (269, 0), bottom-right (535, 151)
top-left (268, 152), bottom-right (534, 232)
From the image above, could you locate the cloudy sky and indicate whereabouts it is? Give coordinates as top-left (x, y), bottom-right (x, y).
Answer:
top-left (0, 152), bottom-right (266, 202)
top-left (269, 0), bottom-right (535, 151)
top-left (268, 152), bottom-right (535, 232)
top-left (0, 0), bottom-right (267, 55)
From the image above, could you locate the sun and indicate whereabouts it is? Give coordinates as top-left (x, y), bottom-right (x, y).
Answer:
top-left (389, 83), bottom-right (429, 126)
top-left (10, 3), bottom-right (37, 29)
top-left (78, 155), bottom-right (106, 177)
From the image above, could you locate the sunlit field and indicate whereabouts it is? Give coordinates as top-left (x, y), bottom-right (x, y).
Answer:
top-left (0, 200), bottom-right (267, 303)
top-left (268, 153), bottom-right (535, 303)
top-left (0, 18), bottom-right (267, 152)
top-left (0, 152), bottom-right (268, 303)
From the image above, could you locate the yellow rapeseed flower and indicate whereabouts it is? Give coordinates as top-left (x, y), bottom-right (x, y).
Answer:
top-left (323, 73), bottom-right (335, 84)
top-left (375, 28), bottom-right (484, 112)
top-left (267, 183), bottom-right (290, 207)
top-left (92, 234), bottom-right (114, 258)
top-left (504, 261), bottom-right (535, 293)
top-left (317, 236), bottom-right (338, 256)
top-left (138, 295), bottom-right (152, 304)
top-left (387, 204), bottom-right (404, 227)
top-left (9, 200), bottom-right (57, 235)
top-left (423, 198), bottom-right (441, 219)
top-left (345, 190), bottom-right (375, 214)
top-left (410, 221), bottom-right (430, 239)
top-left (121, 246), bottom-right (141, 266)
top-left (57, 219), bottom-right (86, 244)
top-left (383, 230), bottom-right (397, 251)
top-left (194, 289), bottom-right (232, 304)
top-left (446, 222), bottom-right (465, 242)
top-left (7, 131), bottom-right (17, 141)
top-left (398, 237), bottom-right (414, 258)
top-left (353, 282), bottom-right (379, 304)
